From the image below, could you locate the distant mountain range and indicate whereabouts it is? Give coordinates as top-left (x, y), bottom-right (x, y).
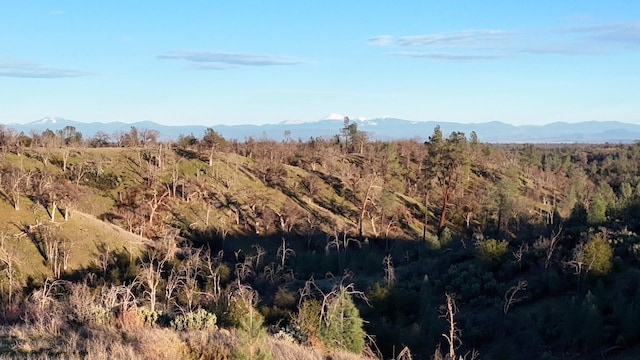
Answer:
top-left (3, 116), bottom-right (640, 143)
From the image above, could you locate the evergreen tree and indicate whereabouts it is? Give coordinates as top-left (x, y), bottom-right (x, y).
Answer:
top-left (319, 287), bottom-right (366, 354)
top-left (232, 287), bottom-right (272, 360)
top-left (587, 194), bottom-right (607, 225)
top-left (424, 126), bottom-right (469, 234)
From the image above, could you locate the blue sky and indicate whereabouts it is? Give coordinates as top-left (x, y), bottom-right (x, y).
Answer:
top-left (1, 1), bottom-right (639, 126)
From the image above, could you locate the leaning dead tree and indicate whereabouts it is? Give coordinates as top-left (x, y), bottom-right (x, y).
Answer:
top-left (533, 225), bottom-right (562, 269)
top-left (503, 279), bottom-right (528, 315)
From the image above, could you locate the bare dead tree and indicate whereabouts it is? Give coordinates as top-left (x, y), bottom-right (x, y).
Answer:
top-left (277, 237), bottom-right (296, 270)
top-left (534, 225), bottom-right (562, 269)
top-left (564, 240), bottom-right (599, 294)
top-left (70, 160), bottom-right (91, 185)
top-left (326, 226), bottom-right (361, 272)
top-left (262, 263), bottom-right (276, 284)
top-left (512, 242), bottom-right (529, 270)
top-left (23, 278), bottom-right (68, 332)
top-left (59, 184), bottom-right (81, 221)
top-left (383, 213), bottom-right (399, 239)
top-left (41, 175), bottom-right (59, 222)
top-left (235, 259), bottom-right (255, 283)
top-left (545, 226), bottom-right (563, 269)
top-left (297, 276), bottom-right (319, 307)
top-left (358, 175), bottom-right (381, 239)
top-left (203, 249), bottom-right (225, 303)
top-left (95, 243), bottom-right (112, 277)
top-left (156, 226), bottom-right (179, 261)
top-left (137, 249), bottom-right (168, 313)
top-left (60, 236), bottom-right (73, 274)
top-left (147, 188), bottom-right (169, 227)
top-left (394, 346), bottom-right (414, 360)
top-left (165, 267), bottom-right (183, 313)
top-left (3, 163), bottom-right (32, 211)
top-left (100, 282), bottom-right (138, 314)
top-left (441, 293), bottom-right (462, 360)
top-left (168, 158), bottom-right (183, 198)
top-left (0, 232), bottom-right (21, 305)
top-left (251, 244), bottom-right (267, 270)
top-left (503, 280), bottom-right (528, 315)
top-left (297, 275), bottom-right (370, 329)
top-left (565, 242), bottom-right (590, 275)
top-left (35, 223), bottom-right (70, 278)
top-left (177, 246), bottom-right (205, 313)
top-left (211, 215), bottom-right (230, 246)
top-left (383, 254), bottom-right (395, 287)
top-left (61, 147), bottom-right (71, 173)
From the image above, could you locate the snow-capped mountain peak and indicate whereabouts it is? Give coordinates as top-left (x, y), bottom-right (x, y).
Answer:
top-left (26, 117), bottom-right (78, 127)
top-left (323, 113), bottom-right (346, 121)
top-left (278, 119), bottom-right (306, 125)
top-left (38, 117), bottom-right (59, 124)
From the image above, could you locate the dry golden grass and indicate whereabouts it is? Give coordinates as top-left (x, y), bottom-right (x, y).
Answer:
top-left (266, 336), bottom-right (379, 360)
top-left (0, 199), bottom-right (50, 277)
top-left (180, 330), bottom-right (235, 360)
top-left (0, 197), bottom-right (144, 280)
top-left (0, 323), bottom-right (378, 360)
top-left (127, 328), bottom-right (186, 360)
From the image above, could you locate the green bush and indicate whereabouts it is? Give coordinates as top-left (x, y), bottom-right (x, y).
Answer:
top-left (273, 324), bottom-right (307, 344)
top-left (171, 308), bottom-right (217, 331)
top-left (273, 288), bottom-right (296, 310)
top-left (584, 234), bottom-right (613, 276)
top-left (476, 238), bottom-right (509, 264)
top-left (91, 304), bottom-right (112, 325)
top-left (137, 307), bottom-right (159, 326)
top-left (295, 299), bottom-right (322, 342)
top-left (439, 227), bottom-right (453, 246)
top-left (424, 232), bottom-right (440, 250)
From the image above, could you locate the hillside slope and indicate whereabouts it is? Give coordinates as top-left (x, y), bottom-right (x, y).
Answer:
top-left (1, 134), bottom-right (640, 359)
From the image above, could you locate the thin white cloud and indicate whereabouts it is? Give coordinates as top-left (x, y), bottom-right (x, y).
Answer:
top-left (388, 52), bottom-right (508, 61)
top-left (521, 45), bottom-right (604, 55)
top-left (48, 10), bottom-right (65, 16)
top-left (371, 21), bottom-right (640, 60)
top-left (367, 35), bottom-right (394, 46)
top-left (0, 62), bottom-right (90, 78)
top-left (583, 22), bottom-right (640, 47)
top-left (188, 63), bottom-right (238, 70)
top-left (396, 29), bottom-right (510, 47)
top-left (158, 50), bottom-right (304, 69)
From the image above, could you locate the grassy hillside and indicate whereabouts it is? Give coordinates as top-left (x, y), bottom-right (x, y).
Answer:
top-left (0, 189), bottom-right (142, 280)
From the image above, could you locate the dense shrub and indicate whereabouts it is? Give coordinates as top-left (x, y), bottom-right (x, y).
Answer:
top-left (171, 308), bottom-right (217, 331)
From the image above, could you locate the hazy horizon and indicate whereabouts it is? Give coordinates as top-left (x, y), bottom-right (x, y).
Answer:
top-left (3, 115), bottom-right (639, 129)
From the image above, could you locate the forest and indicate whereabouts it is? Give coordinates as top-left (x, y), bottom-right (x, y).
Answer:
top-left (0, 119), bottom-right (640, 360)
